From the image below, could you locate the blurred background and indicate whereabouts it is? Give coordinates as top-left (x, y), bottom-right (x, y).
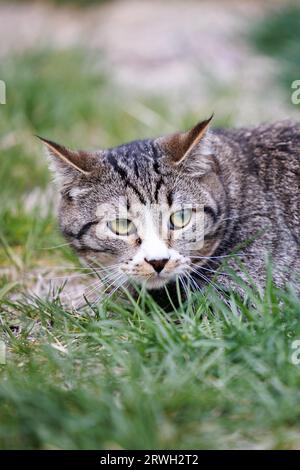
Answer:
top-left (0, 0), bottom-right (299, 296)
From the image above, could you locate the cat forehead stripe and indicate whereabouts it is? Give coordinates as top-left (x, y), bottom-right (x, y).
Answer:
top-left (106, 154), bottom-right (147, 205)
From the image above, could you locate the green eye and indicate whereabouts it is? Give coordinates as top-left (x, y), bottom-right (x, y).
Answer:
top-left (170, 208), bottom-right (192, 230)
top-left (108, 219), bottom-right (136, 236)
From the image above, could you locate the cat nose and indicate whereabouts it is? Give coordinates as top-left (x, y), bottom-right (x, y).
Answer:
top-left (145, 258), bottom-right (169, 274)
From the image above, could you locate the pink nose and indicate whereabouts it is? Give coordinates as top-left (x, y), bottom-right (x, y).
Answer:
top-left (145, 258), bottom-right (169, 273)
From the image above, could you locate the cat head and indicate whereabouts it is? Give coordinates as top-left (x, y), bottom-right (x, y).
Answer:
top-left (41, 116), bottom-right (227, 290)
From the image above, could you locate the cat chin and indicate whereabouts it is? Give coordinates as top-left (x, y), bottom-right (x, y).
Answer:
top-left (143, 276), bottom-right (173, 290)
top-left (131, 275), bottom-right (172, 290)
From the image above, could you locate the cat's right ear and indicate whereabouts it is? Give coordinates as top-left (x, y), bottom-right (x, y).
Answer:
top-left (37, 136), bottom-right (101, 186)
top-left (155, 116), bottom-right (214, 175)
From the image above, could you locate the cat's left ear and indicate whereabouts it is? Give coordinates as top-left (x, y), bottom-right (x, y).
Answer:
top-left (156, 115), bottom-right (214, 173)
top-left (37, 136), bottom-right (102, 186)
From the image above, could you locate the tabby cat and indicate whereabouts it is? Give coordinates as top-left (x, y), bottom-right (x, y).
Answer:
top-left (40, 117), bottom-right (300, 301)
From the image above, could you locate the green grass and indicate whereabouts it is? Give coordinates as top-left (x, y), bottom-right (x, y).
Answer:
top-left (1, 280), bottom-right (300, 449)
top-left (1, 43), bottom-right (300, 449)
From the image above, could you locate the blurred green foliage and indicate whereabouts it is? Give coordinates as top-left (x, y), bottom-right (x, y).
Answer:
top-left (251, 3), bottom-right (300, 104)
top-left (0, 0), bottom-right (111, 6)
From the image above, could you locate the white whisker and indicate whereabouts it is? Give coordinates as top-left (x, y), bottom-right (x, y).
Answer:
top-left (83, 269), bottom-right (121, 297)
top-left (41, 241), bottom-right (74, 250)
top-left (188, 265), bottom-right (229, 301)
top-left (178, 274), bottom-right (189, 300)
top-left (183, 253), bottom-right (243, 260)
top-left (185, 271), bottom-right (203, 295)
top-left (189, 262), bottom-right (231, 277)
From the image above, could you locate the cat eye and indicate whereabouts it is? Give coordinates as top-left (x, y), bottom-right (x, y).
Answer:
top-left (169, 208), bottom-right (193, 230)
top-left (108, 218), bottom-right (136, 236)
